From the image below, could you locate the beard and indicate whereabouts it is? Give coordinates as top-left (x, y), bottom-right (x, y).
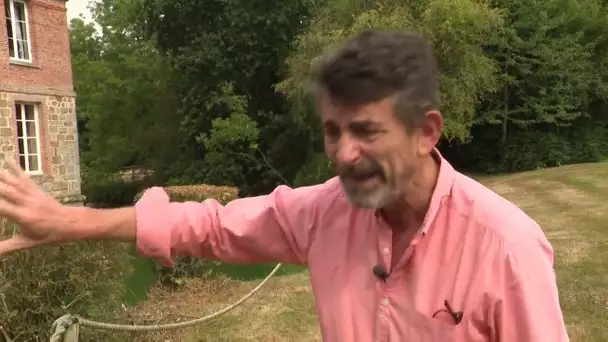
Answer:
top-left (336, 157), bottom-right (400, 209)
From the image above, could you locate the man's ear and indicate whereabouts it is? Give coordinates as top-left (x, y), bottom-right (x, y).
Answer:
top-left (417, 110), bottom-right (443, 155)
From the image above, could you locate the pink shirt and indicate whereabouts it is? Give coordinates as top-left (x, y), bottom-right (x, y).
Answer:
top-left (135, 150), bottom-right (569, 341)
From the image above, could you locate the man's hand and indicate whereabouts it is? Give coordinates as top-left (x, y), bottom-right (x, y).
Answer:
top-left (0, 158), bottom-right (70, 255)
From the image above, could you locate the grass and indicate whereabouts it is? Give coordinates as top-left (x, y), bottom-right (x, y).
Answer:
top-left (481, 162), bottom-right (608, 341)
top-left (111, 162), bottom-right (607, 341)
top-left (116, 271), bottom-right (319, 341)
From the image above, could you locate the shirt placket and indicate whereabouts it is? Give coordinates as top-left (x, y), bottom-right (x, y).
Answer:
top-left (395, 233), bottom-right (423, 270)
top-left (375, 215), bottom-right (427, 342)
top-left (375, 218), bottom-right (393, 342)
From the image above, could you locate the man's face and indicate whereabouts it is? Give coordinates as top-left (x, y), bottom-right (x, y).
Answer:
top-left (320, 93), bottom-right (429, 209)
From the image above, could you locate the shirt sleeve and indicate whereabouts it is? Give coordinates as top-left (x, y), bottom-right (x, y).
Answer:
top-left (134, 182), bottom-right (331, 268)
top-left (492, 234), bottom-right (570, 342)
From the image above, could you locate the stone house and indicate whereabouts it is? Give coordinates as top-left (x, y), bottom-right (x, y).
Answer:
top-left (0, 0), bottom-right (83, 204)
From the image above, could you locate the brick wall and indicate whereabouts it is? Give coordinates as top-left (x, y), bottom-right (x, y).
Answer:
top-left (0, 0), bottom-right (83, 204)
top-left (0, 0), bottom-right (73, 93)
top-left (0, 92), bottom-right (83, 203)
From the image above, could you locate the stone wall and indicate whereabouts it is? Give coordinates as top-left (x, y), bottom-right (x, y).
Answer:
top-left (0, 91), bottom-right (83, 204)
top-left (0, 94), bottom-right (13, 163)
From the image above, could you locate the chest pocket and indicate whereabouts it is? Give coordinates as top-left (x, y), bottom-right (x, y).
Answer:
top-left (396, 309), bottom-right (457, 342)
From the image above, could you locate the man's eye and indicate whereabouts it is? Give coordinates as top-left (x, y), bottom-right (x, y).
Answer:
top-left (325, 127), bottom-right (340, 138)
top-left (352, 127), bottom-right (377, 139)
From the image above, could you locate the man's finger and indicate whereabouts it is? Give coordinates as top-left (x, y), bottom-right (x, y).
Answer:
top-left (0, 169), bottom-right (21, 189)
top-left (0, 235), bottom-right (42, 255)
top-left (3, 158), bottom-right (21, 174)
top-left (0, 184), bottom-right (24, 205)
top-left (2, 159), bottom-right (35, 193)
top-left (3, 158), bottom-right (29, 182)
top-left (0, 199), bottom-right (20, 220)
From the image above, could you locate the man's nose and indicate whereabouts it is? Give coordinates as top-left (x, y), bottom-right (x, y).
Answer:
top-left (336, 136), bottom-right (361, 164)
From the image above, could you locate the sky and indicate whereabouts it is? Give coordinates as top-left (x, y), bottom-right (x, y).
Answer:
top-left (66, 0), bottom-right (93, 23)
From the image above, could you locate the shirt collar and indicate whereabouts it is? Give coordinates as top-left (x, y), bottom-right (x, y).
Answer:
top-left (418, 148), bottom-right (455, 235)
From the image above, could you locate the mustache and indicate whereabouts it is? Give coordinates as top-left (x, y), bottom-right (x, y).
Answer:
top-left (337, 159), bottom-right (384, 180)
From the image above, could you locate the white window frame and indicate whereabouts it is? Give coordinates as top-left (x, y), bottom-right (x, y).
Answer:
top-left (15, 102), bottom-right (42, 175)
top-left (5, 0), bottom-right (33, 63)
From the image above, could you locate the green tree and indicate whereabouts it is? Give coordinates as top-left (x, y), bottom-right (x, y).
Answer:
top-left (277, 0), bottom-right (506, 144)
top-left (138, 0), bottom-right (315, 194)
top-left (70, 1), bottom-right (179, 179)
top-left (479, 0), bottom-right (599, 143)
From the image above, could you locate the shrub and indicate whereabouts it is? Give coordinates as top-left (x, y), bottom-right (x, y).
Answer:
top-left (134, 184), bottom-right (239, 204)
top-left (0, 218), bottom-right (133, 341)
top-left (83, 177), bottom-right (152, 208)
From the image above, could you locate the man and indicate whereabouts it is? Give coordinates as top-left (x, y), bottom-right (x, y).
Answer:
top-left (0, 29), bottom-right (569, 341)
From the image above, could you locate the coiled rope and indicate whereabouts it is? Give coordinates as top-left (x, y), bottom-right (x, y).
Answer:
top-left (50, 263), bottom-right (282, 341)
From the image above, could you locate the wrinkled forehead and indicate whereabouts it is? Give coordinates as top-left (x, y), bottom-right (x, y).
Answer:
top-left (318, 90), bottom-right (397, 128)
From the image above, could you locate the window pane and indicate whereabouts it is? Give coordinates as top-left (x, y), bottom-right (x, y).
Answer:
top-left (16, 120), bottom-right (23, 137)
top-left (24, 104), bottom-right (35, 120)
top-left (6, 18), bottom-right (13, 38)
top-left (17, 40), bottom-right (28, 59)
top-left (15, 104), bottom-right (23, 120)
top-left (14, 3), bottom-right (26, 21)
top-left (15, 104), bottom-right (22, 120)
top-left (25, 121), bottom-right (36, 136)
top-left (17, 20), bottom-right (28, 39)
top-left (19, 155), bottom-right (26, 169)
top-left (4, 2), bottom-right (10, 18)
top-left (26, 138), bottom-right (37, 153)
top-left (17, 21), bottom-right (27, 38)
top-left (17, 138), bottom-right (25, 154)
top-left (6, 17), bottom-right (14, 58)
top-left (8, 37), bottom-right (15, 58)
top-left (28, 155), bottom-right (39, 172)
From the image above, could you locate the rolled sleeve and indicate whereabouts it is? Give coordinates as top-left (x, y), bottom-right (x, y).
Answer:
top-left (135, 186), bottom-right (175, 267)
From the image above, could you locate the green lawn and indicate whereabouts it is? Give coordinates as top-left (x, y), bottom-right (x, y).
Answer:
top-left (111, 162), bottom-right (607, 341)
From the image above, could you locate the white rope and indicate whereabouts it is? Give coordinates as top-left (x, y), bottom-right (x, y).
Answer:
top-left (50, 315), bottom-right (78, 342)
top-left (50, 263), bottom-right (282, 340)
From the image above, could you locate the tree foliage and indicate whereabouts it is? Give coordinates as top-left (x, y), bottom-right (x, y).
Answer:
top-left (70, 0), bottom-right (179, 181)
top-left (478, 0), bottom-right (600, 144)
top-left (130, 0), bottom-right (315, 194)
top-left (277, 0), bottom-right (505, 141)
top-left (70, 0), bottom-right (608, 189)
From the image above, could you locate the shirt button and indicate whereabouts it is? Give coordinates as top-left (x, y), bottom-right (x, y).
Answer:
top-left (382, 299), bottom-right (390, 306)
top-left (382, 248), bottom-right (390, 256)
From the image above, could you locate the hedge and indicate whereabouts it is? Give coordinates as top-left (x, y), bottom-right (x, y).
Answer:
top-left (0, 218), bottom-right (132, 341)
top-left (134, 184), bottom-right (239, 204)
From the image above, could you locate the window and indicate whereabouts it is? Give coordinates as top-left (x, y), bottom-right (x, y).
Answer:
top-left (15, 103), bottom-right (42, 173)
top-left (4, 0), bottom-right (31, 62)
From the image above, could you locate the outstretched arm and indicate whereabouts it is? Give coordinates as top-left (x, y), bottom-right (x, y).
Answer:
top-left (133, 184), bottom-right (324, 267)
top-left (0, 158), bottom-right (329, 266)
